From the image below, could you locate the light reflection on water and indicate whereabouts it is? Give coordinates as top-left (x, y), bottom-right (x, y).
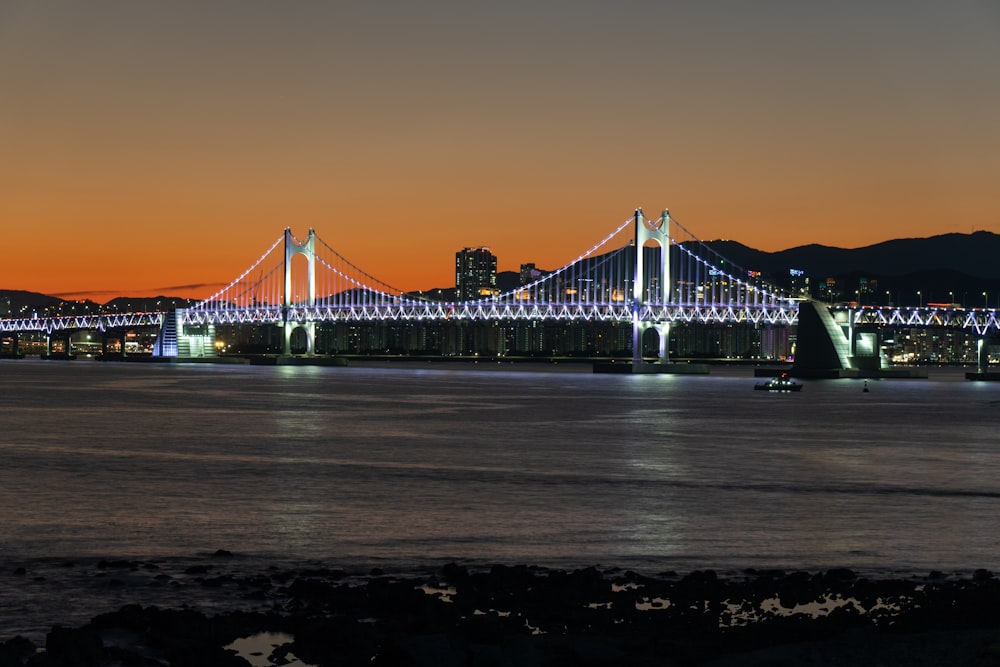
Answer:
top-left (1, 359), bottom-right (999, 577)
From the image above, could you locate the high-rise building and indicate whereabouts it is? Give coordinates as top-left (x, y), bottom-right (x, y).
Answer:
top-left (520, 263), bottom-right (543, 285)
top-left (455, 246), bottom-right (497, 301)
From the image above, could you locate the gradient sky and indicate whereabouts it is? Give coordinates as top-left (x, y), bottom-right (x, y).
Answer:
top-left (2, 1), bottom-right (998, 301)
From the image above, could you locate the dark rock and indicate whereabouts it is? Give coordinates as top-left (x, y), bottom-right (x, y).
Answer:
top-left (441, 562), bottom-right (468, 583)
top-left (35, 626), bottom-right (104, 666)
top-left (285, 578), bottom-right (339, 606)
top-left (163, 646), bottom-right (251, 667)
top-left (98, 560), bottom-right (137, 570)
top-left (0, 636), bottom-right (36, 667)
top-left (823, 567), bottom-right (856, 584)
top-left (12, 563), bottom-right (1000, 667)
top-left (200, 576), bottom-right (234, 588)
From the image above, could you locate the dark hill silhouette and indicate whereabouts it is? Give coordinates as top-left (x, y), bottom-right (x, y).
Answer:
top-left (695, 231), bottom-right (1000, 306)
top-left (0, 289), bottom-right (64, 315)
top-left (101, 296), bottom-right (196, 312)
top-left (700, 231), bottom-right (1000, 280)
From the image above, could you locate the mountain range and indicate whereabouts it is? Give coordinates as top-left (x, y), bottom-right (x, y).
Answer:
top-left (699, 230), bottom-right (1000, 280)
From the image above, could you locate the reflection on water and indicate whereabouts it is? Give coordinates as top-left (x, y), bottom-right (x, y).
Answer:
top-left (1, 359), bottom-right (999, 577)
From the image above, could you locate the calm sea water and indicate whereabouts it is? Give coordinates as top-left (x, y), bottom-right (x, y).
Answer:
top-left (2, 358), bottom-right (1000, 637)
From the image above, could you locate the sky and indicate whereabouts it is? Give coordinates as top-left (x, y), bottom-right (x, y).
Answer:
top-left (2, 1), bottom-right (998, 301)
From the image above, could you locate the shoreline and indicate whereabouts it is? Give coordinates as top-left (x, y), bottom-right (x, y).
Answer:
top-left (6, 555), bottom-right (1000, 666)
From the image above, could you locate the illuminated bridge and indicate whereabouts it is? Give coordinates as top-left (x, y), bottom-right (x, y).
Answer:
top-left (3, 209), bottom-right (1000, 373)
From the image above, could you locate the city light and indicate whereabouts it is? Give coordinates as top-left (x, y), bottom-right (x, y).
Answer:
top-left (3, 218), bottom-right (1000, 364)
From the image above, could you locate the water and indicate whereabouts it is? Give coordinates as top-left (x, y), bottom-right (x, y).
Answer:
top-left (2, 358), bottom-right (1000, 639)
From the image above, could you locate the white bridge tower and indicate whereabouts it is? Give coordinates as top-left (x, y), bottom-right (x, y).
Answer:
top-left (283, 228), bottom-right (316, 356)
top-left (632, 209), bottom-right (671, 365)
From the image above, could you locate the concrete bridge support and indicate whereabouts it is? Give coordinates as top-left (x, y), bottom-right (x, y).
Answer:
top-left (634, 322), bottom-right (671, 364)
top-left (101, 332), bottom-right (128, 359)
top-left (848, 326), bottom-right (886, 371)
top-left (283, 322), bottom-right (315, 356)
top-left (44, 333), bottom-right (73, 358)
top-left (977, 337), bottom-right (997, 374)
top-left (964, 337), bottom-right (1000, 380)
top-left (791, 300), bottom-right (851, 376)
top-left (792, 300), bottom-right (924, 378)
top-left (653, 323), bottom-right (670, 363)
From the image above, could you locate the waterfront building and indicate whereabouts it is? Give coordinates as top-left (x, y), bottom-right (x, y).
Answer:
top-left (789, 269), bottom-right (809, 297)
top-left (455, 247), bottom-right (497, 301)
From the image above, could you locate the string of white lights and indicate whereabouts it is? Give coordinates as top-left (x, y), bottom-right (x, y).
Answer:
top-left (485, 217), bottom-right (634, 303)
top-left (314, 234), bottom-right (406, 296)
top-left (193, 234), bottom-right (285, 310)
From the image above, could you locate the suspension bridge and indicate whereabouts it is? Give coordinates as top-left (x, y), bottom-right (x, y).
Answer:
top-left (2, 209), bottom-right (1000, 374)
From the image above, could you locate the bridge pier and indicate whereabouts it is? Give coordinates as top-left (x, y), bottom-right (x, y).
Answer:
top-left (654, 323), bottom-right (670, 363)
top-left (100, 332), bottom-right (128, 359)
top-left (283, 321), bottom-right (316, 356)
top-left (633, 321), bottom-right (670, 364)
top-left (848, 325), bottom-right (885, 371)
top-left (966, 337), bottom-right (1000, 380)
top-left (43, 332), bottom-right (74, 359)
top-left (978, 337), bottom-right (992, 374)
top-left (790, 300), bottom-right (926, 378)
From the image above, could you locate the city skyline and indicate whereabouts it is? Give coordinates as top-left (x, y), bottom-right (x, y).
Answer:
top-left (2, 1), bottom-right (998, 302)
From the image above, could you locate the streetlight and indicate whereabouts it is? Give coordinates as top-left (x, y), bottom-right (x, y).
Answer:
top-left (984, 292), bottom-right (989, 309)
top-left (949, 291), bottom-right (954, 306)
top-left (917, 291), bottom-right (922, 307)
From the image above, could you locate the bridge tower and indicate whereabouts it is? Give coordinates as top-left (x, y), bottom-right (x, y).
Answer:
top-left (283, 228), bottom-right (316, 356)
top-left (632, 208), bottom-right (671, 365)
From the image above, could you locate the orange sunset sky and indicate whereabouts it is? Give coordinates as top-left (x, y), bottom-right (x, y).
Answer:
top-left (2, 1), bottom-right (998, 302)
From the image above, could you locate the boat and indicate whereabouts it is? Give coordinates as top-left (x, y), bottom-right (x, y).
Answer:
top-left (754, 372), bottom-right (803, 392)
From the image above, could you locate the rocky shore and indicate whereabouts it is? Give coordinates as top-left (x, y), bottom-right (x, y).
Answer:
top-left (5, 554), bottom-right (1000, 666)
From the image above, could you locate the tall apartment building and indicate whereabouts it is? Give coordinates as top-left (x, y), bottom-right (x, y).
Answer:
top-left (520, 263), bottom-right (543, 285)
top-left (455, 246), bottom-right (497, 301)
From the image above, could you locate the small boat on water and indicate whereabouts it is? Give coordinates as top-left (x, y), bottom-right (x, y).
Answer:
top-left (754, 372), bottom-right (803, 392)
